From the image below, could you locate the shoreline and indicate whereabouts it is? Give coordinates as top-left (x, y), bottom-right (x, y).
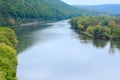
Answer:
top-left (0, 27), bottom-right (18, 80)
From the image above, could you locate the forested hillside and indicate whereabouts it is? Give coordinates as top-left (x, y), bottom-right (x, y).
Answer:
top-left (0, 0), bottom-right (85, 26)
top-left (74, 4), bottom-right (120, 15)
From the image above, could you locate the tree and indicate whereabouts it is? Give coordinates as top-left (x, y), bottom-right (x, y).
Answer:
top-left (108, 21), bottom-right (116, 34)
top-left (0, 27), bottom-right (18, 80)
top-left (8, 18), bottom-right (15, 26)
top-left (86, 26), bottom-right (93, 34)
top-left (101, 27), bottom-right (110, 38)
top-left (112, 27), bottom-right (120, 39)
top-left (92, 25), bottom-right (102, 37)
top-left (108, 21), bottom-right (116, 28)
top-left (0, 43), bottom-right (17, 80)
top-left (77, 23), bottom-right (84, 30)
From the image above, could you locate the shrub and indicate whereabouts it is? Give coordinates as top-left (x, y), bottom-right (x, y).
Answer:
top-left (112, 27), bottom-right (120, 39)
top-left (0, 43), bottom-right (17, 80)
top-left (0, 27), bottom-right (18, 80)
top-left (0, 27), bottom-right (18, 48)
top-left (86, 26), bottom-right (93, 34)
top-left (92, 25), bottom-right (103, 37)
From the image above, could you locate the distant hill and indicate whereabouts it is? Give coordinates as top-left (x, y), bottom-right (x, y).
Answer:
top-left (0, 0), bottom-right (85, 26)
top-left (74, 4), bottom-right (120, 15)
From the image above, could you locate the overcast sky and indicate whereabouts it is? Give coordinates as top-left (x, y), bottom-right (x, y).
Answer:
top-left (61, 0), bottom-right (120, 5)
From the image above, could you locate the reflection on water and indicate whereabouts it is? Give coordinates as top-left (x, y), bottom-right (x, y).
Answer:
top-left (16, 20), bottom-right (120, 80)
top-left (14, 23), bottom-right (52, 53)
top-left (78, 33), bottom-right (120, 54)
top-left (15, 21), bottom-right (120, 54)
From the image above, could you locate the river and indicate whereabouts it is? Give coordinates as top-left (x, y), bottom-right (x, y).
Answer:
top-left (16, 20), bottom-right (120, 80)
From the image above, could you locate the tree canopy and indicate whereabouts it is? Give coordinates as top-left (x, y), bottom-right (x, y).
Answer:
top-left (0, 27), bottom-right (18, 80)
top-left (70, 15), bottom-right (120, 40)
top-left (0, 0), bottom-right (85, 26)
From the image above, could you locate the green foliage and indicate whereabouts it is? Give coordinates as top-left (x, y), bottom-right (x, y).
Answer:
top-left (92, 39), bottom-right (108, 48)
top-left (0, 0), bottom-right (83, 26)
top-left (86, 26), bottom-right (93, 34)
top-left (92, 25), bottom-right (103, 37)
top-left (111, 27), bottom-right (120, 39)
top-left (0, 71), bottom-right (5, 80)
top-left (108, 21), bottom-right (116, 28)
top-left (102, 27), bottom-right (110, 37)
top-left (75, 4), bottom-right (120, 15)
top-left (0, 27), bottom-right (18, 48)
top-left (70, 15), bottom-right (120, 40)
top-left (0, 27), bottom-right (18, 80)
top-left (69, 17), bottom-right (80, 29)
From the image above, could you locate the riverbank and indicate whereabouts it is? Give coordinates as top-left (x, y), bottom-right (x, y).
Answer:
top-left (17, 20), bottom-right (120, 80)
top-left (70, 15), bottom-right (120, 40)
top-left (0, 27), bottom-right (18, 80)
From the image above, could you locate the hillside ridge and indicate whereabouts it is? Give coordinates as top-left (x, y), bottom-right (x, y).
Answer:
top-left (0, 0), bottom-right (83, 26)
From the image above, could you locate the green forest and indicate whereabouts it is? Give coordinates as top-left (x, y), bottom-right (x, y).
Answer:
top-left (0, 0), bottom-right (87, 26)
top-left (70, 15), bottom-right (120, 40)
top-left (1, 0), bottom-right (120, 79)
top-left (0, 0), bottom-right (82, 79)
top-left (0, 0), bottom-right (86, 79)
top-left (75, 4), bottom-right (120, 16)
top-left (0, 27), bottom-right (18, 80)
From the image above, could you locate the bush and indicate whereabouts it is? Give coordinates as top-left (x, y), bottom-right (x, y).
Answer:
top-left (0, 43), bottom-right (17, 80)
top-left (102, 27), bottom-right (110, 37)
top-left (112, 27), bottom-right (120, 39)
top-left (0, 27), bottom-right (18, 80)
top-left (0, 27), bottom-right (18, 48)
top-left (92, 25), bottom-right (103, 37)
top-left (86, 26), bottom-right (93, 34)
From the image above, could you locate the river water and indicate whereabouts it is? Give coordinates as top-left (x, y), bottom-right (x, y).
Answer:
top-left (16, 20), bottom-right (120, 80)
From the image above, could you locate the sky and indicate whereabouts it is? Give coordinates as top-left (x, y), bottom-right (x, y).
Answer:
top-left (61, 0), bottom-right (120, 5)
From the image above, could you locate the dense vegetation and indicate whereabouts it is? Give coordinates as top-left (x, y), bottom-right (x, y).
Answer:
top-left (74, 4), bottom-right (120, 16)
top-left (0, 0), bottom-right (87, 26)
top-left (70, 15), bottom-right (120, 40)
top-left (0, 27), bottom-right (18, 80)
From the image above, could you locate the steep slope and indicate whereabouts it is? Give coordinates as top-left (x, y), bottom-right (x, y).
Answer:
top-left (0, 0), bottom-right (83, 26)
